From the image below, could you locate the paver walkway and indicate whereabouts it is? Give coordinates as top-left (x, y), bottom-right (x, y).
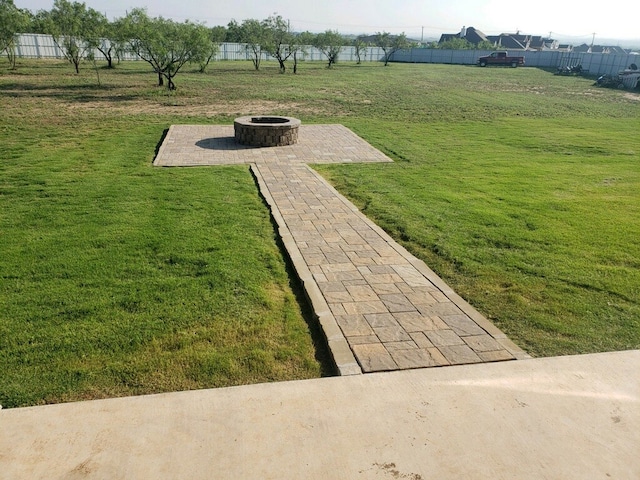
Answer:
top-left (155, 124), bottom-right (528, 374)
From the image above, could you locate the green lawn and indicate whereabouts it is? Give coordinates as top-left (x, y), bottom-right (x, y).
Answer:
top-left (1, 59), bottom-right (639, 407)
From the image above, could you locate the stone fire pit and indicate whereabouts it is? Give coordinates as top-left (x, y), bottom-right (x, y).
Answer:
top-left (234, 116), bottom-right (301, 147)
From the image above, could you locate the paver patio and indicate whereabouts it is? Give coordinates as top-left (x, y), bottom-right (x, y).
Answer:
top-left (154, 124), bottom-right (528, 374)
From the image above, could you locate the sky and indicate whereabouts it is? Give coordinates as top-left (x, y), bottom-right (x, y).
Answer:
top-left (15, 0), bottom-right (640, 45)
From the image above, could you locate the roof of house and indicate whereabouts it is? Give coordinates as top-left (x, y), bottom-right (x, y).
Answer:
top-left (487, 35), bottom-right (527, 49)
top-left (464, 27), bottom-right (490, 44)
top-left (608, 46), bottom-right (627, 54)
top-left (438, 33), bottom-right (460, 43)
top-left (438, 26), bottom-right (489, 45)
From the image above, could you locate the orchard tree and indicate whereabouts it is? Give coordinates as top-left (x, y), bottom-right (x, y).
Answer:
top-left (240, 19), bottom-right (264, 70)
top-left (121, 8), bottom-right (210, 89)
top-left (225, 20), bottom-right (243, 43)
top-left (313, 30), bottom-right (343, 68)
top-left (374, 31), bottom-right (410, 66)
top-left (198, 25), bottom-right (226, 73)
top-left (0, 0), bottom-right (30, 69)
top-left (87, 15), bottom-right (126, 68)
top-left (292, 30), bottom-right (314, 74)
top-left (477, 40), bottom-right (497, 50)
top-left (40, 0), bottom-right (106, 73)
top-left (436, 37), bottom-right (473, 50)
top-left (353, 36), bottom-right (369, 64)
top-left (261, 14), bottom-right (294, 73)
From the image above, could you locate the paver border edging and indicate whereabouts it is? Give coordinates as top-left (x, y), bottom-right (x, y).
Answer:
top-left (250, 164), bottom-right (363, 376)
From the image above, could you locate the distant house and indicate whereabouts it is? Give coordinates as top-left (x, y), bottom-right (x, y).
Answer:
top-left (608, 46), bottom-right (627, 54)
top-left (572, 43), bottom-right (592, 53)
top-left (438, 26), bottom-right (490, 46)
top-left (572, 43), bottom-right (626, 54)
top-left (439, 27), bottom-right (558, 50)
top-left (573, 43), bottom-right (629, 55)
top-left (487, 32), bottom-right (557, 50)
top-left (487, 34), bottom-right (527, 49)
top-left (437, 26), bottom-right (630, 53)
top-left (529, 36), bottom-right (559, 50)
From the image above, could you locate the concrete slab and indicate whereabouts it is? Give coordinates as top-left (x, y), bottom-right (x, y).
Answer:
top-left (2, 350), bottom-right (638, 479)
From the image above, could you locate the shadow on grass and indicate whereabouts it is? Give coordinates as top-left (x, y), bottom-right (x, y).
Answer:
top-left (153, 128), bottom-right (169, 163)
top-left (0, 82), bottom-right (142, 103)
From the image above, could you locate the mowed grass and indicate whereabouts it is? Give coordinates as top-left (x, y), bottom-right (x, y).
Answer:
top-left (1, 59), bottom-right (639, 407)
top-left (316, 117), bottom-right (640, 356)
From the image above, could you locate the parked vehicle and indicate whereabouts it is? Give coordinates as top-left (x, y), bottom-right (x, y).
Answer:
top-left (477, 51), bottom-right (525, 68)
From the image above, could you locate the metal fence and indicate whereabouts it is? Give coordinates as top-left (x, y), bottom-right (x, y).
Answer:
top-left (217, 42), bottom-right (386, 62)
top-left (391, 48), bottom-right (640, 76)
top-left (12, 33), bottom-right (141, 60)
top-left (10, 33), bottom-right (639, 77)
top-left (12, 33), bottom-right (387, 63)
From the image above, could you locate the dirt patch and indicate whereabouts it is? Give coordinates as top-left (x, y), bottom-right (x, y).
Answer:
top-left (622, 92), bottom-right (640, 101)
top-left (0, 78), bottom-right (341, 118)
top-left (37, 96), bottom-right (339, 118)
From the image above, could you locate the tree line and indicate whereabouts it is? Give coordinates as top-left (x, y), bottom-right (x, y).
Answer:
top-left (1, 0), bottom-right (414, 88)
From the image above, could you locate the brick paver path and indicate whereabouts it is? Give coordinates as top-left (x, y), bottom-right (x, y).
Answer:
top-left (155, 124), bottom-right (528, 375)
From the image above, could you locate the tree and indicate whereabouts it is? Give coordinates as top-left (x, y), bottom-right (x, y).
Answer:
top-left (87, 15), bottom-right (126, 68)
top-left (198, 25), bottom-right (226, 73)
top-left (313, 30), bottom-right (343, 68)
top-left (477, 40), bottom-right (498, 50)
top-left (41, 0), bottom-right (104, 73)
top-left (261, 14), bottom-right (294, 73)
top-left (432, 38), bottom-right (497, 50)
top-left (0, 0), bottom-right (30, 69)
top-left (240, 19), bottom-right (264, 71)
top-left (353, 36), bottom-right (369, 64)
top-left (225, 20), bottom-right (243, 43)
top-left (436, 38), bottom-right (474, 50)
top-left (374, 31), bottom-right (410, 66)
top-left (121, 9), bottom-right (210, 90)
top-left (292, 31), bottom-right (314, 74)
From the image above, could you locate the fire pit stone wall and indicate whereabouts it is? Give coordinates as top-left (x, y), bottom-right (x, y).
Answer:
top-left (234, 116), bottom-right (301, 147)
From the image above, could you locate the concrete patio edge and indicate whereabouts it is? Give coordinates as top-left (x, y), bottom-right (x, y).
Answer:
top-left (2, 350), bottom-right (638, 479)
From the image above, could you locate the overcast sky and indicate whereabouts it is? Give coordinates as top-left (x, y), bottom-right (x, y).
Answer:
top-left (15, 0), bottom-right (640, 44)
